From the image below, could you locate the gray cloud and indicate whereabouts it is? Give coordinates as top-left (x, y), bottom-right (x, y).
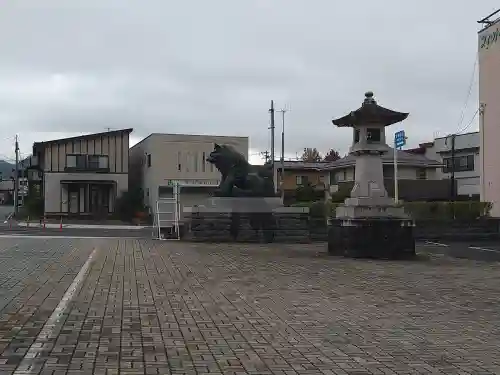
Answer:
top-left (0, 0), bottom-right (496, 163)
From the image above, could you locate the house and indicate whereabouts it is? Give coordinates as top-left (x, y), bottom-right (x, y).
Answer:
top-left (129, 133), bottom-right (248, 216)
top-left (406, 132), bottom-right (480, 199)
top-left (326, 148), bottom-right (450, 201)
top-left (277, 148), bottom-right (450, 202)
top-left (29, 129), bottom-right (132, 217)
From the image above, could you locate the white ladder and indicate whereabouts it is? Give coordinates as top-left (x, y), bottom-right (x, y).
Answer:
top-left (153, 183), bottom-right (181, 240)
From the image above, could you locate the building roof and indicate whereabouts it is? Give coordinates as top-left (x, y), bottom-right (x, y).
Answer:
top-left (332, 92), bottom-right (409, 128)
top-left (279, 160), bottom-right (331, 171)
top-left (280, 149), bottom-right (442, 171)
top-left (130, 132), bottom-right (248, 150)
top-left (326, 148), bottom-right (442, 169)
top-left (478, 8), bottom-right (500, 33)
top-left (33, 128), bottom-right (133, 152)
top-left (280, 148), bottom-right (442, 172)
top-left (434, 131), bottom-right (478, 141)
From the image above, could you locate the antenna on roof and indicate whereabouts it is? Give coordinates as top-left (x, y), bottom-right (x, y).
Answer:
top-left (477, 8), bottom-right (500, 26)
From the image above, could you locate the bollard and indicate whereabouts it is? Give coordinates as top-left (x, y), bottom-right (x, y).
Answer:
top-left (43, 216), bottom-right (46, 229)
top-left (59, 216), bottom-right (63, 231)
top-left (27, 216), bottom-right (30, 228)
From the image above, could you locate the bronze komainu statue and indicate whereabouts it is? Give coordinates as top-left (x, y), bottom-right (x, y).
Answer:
top-left (206, 143), bottom-right (275, 197)
top-left (206, 143), bottom-right (276, 242)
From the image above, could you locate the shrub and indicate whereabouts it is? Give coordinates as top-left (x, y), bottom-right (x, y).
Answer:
top-left (114, 187), bottom-right (147, 221)
top-left (403, 201), bottom-right (492, 220)
top-left (303, 200), bottom-right (492, 220)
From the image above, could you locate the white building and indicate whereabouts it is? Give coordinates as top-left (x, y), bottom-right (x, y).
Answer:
top-left (129, 133), bottom-right (249, 217)
top-left (409, 131), bottom-right (479, 199)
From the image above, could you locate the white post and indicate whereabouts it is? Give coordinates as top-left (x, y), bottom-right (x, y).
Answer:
top-left (393, 142), bottom-right (399, 203)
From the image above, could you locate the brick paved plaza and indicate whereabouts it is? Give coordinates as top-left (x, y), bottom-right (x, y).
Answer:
top-left (0, 238), bottom-right (500, 374)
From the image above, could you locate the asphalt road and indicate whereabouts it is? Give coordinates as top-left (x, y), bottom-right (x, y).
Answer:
top-left (0, 224), bottom-right (154, 238)
top-left (420, 239), bottom-right (500, 262)
top-left (1, 224), bottom-right (500, 262)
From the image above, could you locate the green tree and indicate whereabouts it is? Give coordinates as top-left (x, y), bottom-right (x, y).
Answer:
top-left (323, 149), bottom-right (341, 162)
top-left (300, 148), bottom-right (322, 162)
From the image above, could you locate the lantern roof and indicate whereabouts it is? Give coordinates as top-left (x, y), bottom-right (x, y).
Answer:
top-left (332, 92), bottom-right (409, 127)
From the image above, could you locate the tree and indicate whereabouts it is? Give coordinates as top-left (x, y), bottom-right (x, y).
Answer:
top-left (300, 148), bottom-right (322, 162)
top-left (323, 149), bottom-right (341, 162)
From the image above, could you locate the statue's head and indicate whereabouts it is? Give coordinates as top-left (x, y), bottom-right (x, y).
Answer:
top-left (206, 143), bottom-right (246, 173)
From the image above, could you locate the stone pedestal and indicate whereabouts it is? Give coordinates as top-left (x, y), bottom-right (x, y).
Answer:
top-left (329, 197), bottom-right (416, 259)
top-left (328, 217), bottom-right (415, 259)
top-left (186, 199), bottom-right (310, 243)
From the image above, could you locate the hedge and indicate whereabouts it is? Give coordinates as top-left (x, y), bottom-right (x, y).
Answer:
top-left (293, 200), bottom-right (492, 220)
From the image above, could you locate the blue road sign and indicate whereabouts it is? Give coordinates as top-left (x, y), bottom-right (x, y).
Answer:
top-left (394, 130), bottom-right (406, 149)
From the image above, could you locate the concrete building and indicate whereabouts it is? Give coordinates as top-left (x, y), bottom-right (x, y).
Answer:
top-left (407, 132), bottom-right (480, 199)
top-left (31, 129), bottom-right (132, 217)
top-left (129, 133), bottom-right (248, 217)
top-left (479, 10), bottom-right (500, 215)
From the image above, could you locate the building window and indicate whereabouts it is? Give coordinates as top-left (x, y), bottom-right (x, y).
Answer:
top-left (443, 155), bottom-right (475, 173)
top-left (147, 154), bottom-right (151, 168)
top-left (194, 152), bottom-right (198, 172)
top-left (337, 171), bottom-right (344, 182)
top-left (383, 165), bottom-right (394, 179)
top-left (330, 172), bottom-right (337, 185)
top-left (202, 152), bottom-right (206, 172)
top-left (88, 155), bottom-right (109, 169)
top-left (354, 129), bottom-right (360, 143)
top-left (185, 152), bottom-right (190, 172)
top-left (67, 154), bottom-right (108, 170)
top-left (177, 151), bottom-right (181, 172)
top-left (66, 155), bottom-right (86, 169)
top-left (296, 175), bottom-right (308, 186)
top-left (416, 168), bottom-right (426, 180)
top-left (366, 128), bottom-right (381, 143)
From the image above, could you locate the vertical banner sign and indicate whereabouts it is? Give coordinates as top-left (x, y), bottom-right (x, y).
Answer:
top-left (393, 130), bottom-right (407, 203)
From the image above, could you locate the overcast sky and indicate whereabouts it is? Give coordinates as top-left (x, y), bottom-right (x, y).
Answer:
top-left (0, 1), bottom-right (497, 164)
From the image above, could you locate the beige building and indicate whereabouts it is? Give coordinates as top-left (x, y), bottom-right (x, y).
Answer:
top-left (32, 129), bottom-right (132, 217)
top-left (129, 133), bottom-right (248, 216)
top-left (479, 10), bottom-right (500, 215)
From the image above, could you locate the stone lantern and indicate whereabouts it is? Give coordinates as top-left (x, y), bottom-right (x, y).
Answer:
top-left (328, 92), bottom-right (415, 259)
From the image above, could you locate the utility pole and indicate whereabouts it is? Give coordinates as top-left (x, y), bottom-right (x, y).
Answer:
top-left (479, 103), bottom-right (486, 201)
top-left (449, 133), bottom-right (456, 201)
top-left (269, 101), bottom-right (276, 193)
top-left (14, 135), bottom-right (19, 216)
top-left (260, 150), bottom-right (270, 164)
top-left (277, 108), bottom-right (288, 202)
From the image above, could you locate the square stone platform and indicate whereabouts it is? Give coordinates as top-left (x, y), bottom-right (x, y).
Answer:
top-left (328, 216), bottom-right (416, 259)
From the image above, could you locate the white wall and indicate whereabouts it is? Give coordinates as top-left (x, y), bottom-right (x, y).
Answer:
top-left (424, 132), bottom-right (480, 195)
top-left (331, 165), bottom-right (438, 183)
top-left (44, 172), bottom-right (128, 213)
top-left (130, 133), bottom-right (249, 210)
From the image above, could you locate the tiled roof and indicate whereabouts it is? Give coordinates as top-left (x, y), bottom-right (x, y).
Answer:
top-left (279, 148), bottom-right (442, 171)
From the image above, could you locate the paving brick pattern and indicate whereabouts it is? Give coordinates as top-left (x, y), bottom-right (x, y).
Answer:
top-left (1, 240), bottom-right (500, 374)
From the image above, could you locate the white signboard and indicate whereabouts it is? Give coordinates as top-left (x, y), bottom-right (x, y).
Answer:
top-left (165, 179), bottom-right (220, 187)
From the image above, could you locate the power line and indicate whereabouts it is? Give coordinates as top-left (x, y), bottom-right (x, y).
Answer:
top-left (457, 107), bottom-right (480, 134)
top-left (454, 55), bottom-right (478, 133)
